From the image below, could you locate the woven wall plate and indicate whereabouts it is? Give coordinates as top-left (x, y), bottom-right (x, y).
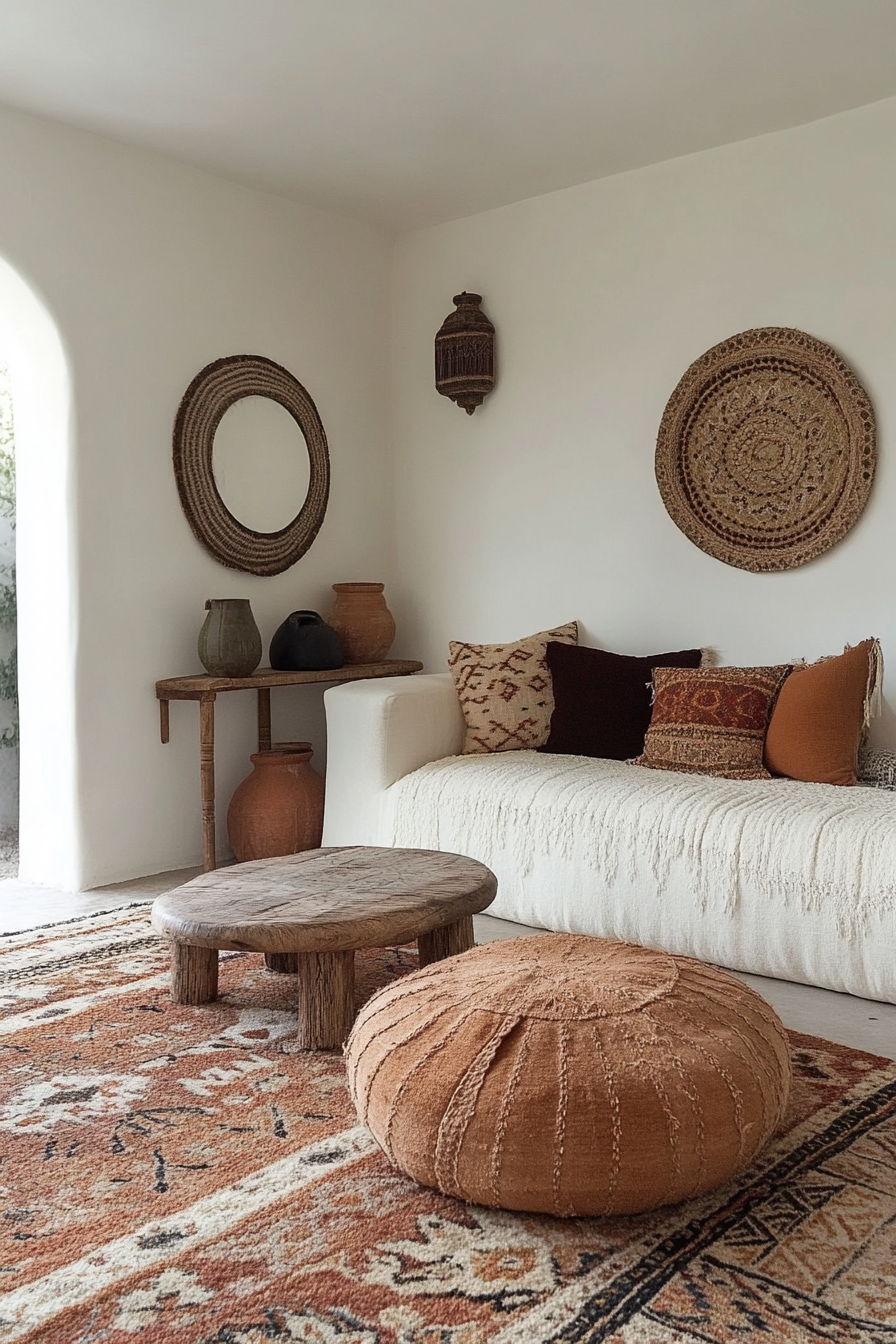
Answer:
top-left (655, 328), bottom-right (875, 572)
top-left (173, 354), bottom-right (330, 577)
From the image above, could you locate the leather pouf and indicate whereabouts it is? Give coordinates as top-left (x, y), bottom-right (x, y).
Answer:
top-left (345, 934), bottom-right (792, 1217)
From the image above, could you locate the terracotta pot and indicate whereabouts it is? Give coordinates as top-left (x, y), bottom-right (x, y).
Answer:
top-left (328, 582), bottom-right (396, 664)
top-left (198, 598), bottom-right (262, 678)
top-left (226, 743), bottom-right (324, 862)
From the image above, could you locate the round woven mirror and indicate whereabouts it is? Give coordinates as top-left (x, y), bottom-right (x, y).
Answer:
top-left (655, 327), bottom-right (875, 573)
top-left (173, 354), bottom-right (329, 576)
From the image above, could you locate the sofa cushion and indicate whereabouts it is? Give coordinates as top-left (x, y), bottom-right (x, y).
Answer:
top-left (634, 664), bottom-right (791, 780)
top-left (542, 641), bottom-right (704, 760)
top-left (448, 621), bottom-right (578, 754)
top-left (765, 639), bottom-right (880, 786)
top-left (383, 749), bottom-right (896, 949)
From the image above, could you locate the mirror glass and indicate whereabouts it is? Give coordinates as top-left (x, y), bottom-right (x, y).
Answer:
top-left (212, 395), bottom-right (311, 533)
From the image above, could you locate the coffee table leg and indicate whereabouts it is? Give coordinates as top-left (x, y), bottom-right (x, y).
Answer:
top-left (418, 914), bottom-right (475, 967)
top-left (295, 950), bottom-right (355, 1050)
top-left (265, 952), bottom-right (299, 974)
top-left (171, 944), bottom-right (218, 1004)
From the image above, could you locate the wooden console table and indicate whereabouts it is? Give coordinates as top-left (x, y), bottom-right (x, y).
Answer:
top-left (156, 661), bottom-right (422, 872)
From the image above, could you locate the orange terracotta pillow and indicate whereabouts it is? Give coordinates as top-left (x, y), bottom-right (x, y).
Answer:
top-left (765, 639), bottom-right (881, 786)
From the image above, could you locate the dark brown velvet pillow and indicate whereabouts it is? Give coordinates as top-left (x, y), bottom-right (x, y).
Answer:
top-left (541, 642), bottom-right (704, 760)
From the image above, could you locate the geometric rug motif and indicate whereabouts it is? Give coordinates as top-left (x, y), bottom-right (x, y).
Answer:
top-left (1, 903), bottom-right (895, 1341)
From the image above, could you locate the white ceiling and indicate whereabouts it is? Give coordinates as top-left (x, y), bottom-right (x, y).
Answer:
top-left (2, 0), bottom-right (896, 230)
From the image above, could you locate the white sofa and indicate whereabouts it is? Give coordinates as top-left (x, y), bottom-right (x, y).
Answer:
top-left (322, 673), bottom-right (896, 1004)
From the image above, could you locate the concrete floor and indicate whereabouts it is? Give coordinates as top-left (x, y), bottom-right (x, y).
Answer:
top-left (473, 915), bottom-right (896, 1060)
top-left (1, 873), bottom-right (894, 1060)
top-left (0, 867), bottom-right (204, 933)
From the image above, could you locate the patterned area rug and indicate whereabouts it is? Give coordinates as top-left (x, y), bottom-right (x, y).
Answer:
top-left (1, 905), bottom-right (895, 1342)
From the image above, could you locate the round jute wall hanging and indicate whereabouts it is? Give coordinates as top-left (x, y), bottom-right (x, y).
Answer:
top-left (655, 327), bottom-right (876, 572)
top-left (173, 354), bottom-right (329, 577)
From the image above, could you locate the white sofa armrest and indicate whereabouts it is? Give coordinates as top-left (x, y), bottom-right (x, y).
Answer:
top-left (322, 673), bottom-right (464, 846)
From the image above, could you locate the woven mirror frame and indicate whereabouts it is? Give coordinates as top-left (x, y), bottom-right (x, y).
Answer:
top-left (655, 327), bottom-right (876, 573)
top-left (173, 354), bottom-right (330, 577)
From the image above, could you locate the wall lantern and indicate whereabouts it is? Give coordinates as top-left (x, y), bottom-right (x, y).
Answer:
top-left (434, 292), bottom-right (496, 414)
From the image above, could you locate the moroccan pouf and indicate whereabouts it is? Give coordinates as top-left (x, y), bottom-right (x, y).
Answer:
top-left (345, 934), bottom-right (792, 1217)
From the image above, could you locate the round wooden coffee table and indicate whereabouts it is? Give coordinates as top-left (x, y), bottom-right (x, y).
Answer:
top-left (150, 846), bottom-right (497, 1049)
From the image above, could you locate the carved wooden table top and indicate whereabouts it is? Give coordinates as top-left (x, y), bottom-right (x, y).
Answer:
top-left (152, 846), bottom-right (497, 953)
top-left (152, 846), bottom-right (498, 1049)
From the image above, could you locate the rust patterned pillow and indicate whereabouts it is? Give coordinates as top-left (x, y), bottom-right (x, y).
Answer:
top-left (448, 621), bottom-right (578, 754)
top-left (633, 664), bottom-right (791, 780)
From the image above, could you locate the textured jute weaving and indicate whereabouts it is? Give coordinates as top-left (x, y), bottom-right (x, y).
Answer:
top-left (656, 327), bottom-right (876, 572)
top-left (173, 354), bottom-right (330, 577)
top-left (3, 905), bottom-right (896, 1341)
top-left (634, 663), bottom-right (792, 780)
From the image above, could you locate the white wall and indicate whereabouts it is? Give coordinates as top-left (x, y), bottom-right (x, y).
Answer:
top-left (391, 97), bottom-right (896, 748)
top-left (0, 102), bottom-right (395, 888)
top-left (5, 89), bottom-right (896, 890)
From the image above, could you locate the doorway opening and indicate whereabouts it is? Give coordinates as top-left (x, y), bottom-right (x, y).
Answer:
top-left (0, 359), bottom-right (16, 876)
top-left (0, 250), bottom-right (77, 891)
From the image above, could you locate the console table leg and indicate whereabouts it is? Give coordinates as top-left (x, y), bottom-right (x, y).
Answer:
top-left (199, 695), bottom-right (217, 872)
top-left (265, 952), bottom-right (298, 974)
top-left (418, 915), bottom-right (475, 967)
top-left (171, 944), bottom-right (218, 1004)
top-left (295, 950), bottom-right (355, 1050)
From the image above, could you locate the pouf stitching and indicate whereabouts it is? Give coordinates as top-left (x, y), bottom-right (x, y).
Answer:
top-left (614, 1015), bottom-right (684, 1206)
top-left (686, 980), bottom-right (792, 1091)
top-left (553, 1021), bottom-right (571, 1215)
top-left (434, 1013), bottom-right (521, 1195)
top-left (658, 1013), bottom-right (751, 1167)
top-left (635, 1011), bottom-right (711, 1201)
top-left (355, 1001), bottom-right (459, 1133)
top-left (489, 1018), bottom-right (533, 1207)
top-left (672, 992), bottom-right (786, 1137)
top-left (382, 1010), bottom-right (475, 1164)
top-left (588, 1023), bottom-right (625, 1214)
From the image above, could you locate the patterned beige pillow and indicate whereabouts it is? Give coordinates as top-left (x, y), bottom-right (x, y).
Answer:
top-left (448, 621), bottom-right (578, 754)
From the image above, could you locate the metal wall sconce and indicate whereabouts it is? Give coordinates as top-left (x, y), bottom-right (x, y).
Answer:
top-left (434, 292), bottom-right (496, 414)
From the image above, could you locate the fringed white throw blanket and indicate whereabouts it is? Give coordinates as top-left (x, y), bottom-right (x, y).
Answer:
top-left (384, 752), bottom-right (896, 937)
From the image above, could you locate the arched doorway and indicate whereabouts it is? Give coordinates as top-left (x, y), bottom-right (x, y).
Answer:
top-left (0, 359), bottom-right (17, 873)
top-left (0, 253), bottom-right (77, 888)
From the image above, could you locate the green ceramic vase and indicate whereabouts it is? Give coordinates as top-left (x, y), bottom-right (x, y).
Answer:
top-left (197, 598), bottom-right (262, 678)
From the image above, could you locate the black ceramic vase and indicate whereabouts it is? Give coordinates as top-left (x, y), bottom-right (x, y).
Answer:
top-left (269, 610), bottom-right (344, 671)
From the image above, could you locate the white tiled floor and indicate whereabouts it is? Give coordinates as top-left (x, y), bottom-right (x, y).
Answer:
top-left (2, 874), bottom-right (893, 1060)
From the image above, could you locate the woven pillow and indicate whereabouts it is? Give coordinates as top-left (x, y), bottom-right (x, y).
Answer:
top-left (448, 621), bottom-right (578, 754)
top-left (541, 642), bottom-right (705, 760)
top-left (633, 664), bottom-right (791, 780)
top-left (765, 639), bottom-right (881, 786)
top-left (857, 746), bottom-right (896, 790)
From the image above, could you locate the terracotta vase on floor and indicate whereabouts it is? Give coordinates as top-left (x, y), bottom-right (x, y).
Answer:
top-left (328, 582), bottom-right (396, 663)
top-left (226, 742), bottom-right (325, 864)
